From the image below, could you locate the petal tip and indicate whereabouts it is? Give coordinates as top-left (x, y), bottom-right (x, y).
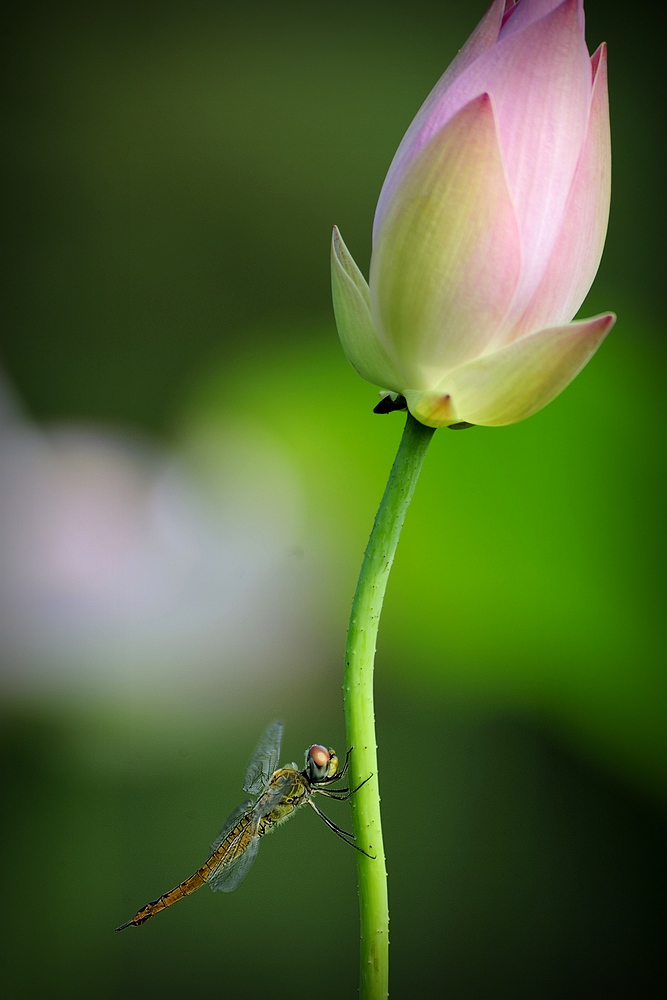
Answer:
top-left (585, 311), bottom-right (616, 338)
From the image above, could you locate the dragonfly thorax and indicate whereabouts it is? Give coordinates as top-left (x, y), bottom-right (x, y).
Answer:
top-left (305, 744), bottom-right (339, 783)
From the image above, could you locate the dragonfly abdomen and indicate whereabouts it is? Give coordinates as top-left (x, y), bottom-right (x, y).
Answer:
top-left (115, 869), bottom-right (208, 930)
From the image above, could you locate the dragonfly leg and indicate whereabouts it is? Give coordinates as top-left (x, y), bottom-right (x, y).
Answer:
top-left (318, 747), bottom-right (352, 785)
top-left (308, 799), bottom-right (375, 859)
top-left (315, 787), bottom-right (351, 798)
top-left (336, 748), bottom-right (352, 780)
top-left (315, 772), bottom-right (373, 800)
top-left (348, 772), bottom-right (373, 795)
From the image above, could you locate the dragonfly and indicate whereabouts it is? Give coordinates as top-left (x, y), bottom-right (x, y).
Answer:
top-left (116, 719), bottom-right (372, 930)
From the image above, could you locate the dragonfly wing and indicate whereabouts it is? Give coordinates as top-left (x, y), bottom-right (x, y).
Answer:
top-left (207, 833), bottom-right (261, 893)
top-left (210, 799), bottom-right (253, 853)
top-left (243, 719), bottom-right (283, 795)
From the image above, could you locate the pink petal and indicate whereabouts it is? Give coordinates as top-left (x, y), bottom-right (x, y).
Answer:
top-left (499, 0), bottom-right (582, 40)
top-left (477, 0), bottom-right (592, 314)
top-left (370, 94), bottom-right (522, 388)
top-left (373, 0), bottom-right (506, 238)
top-left (508, 43), bottom-right (611, 341)
top-left (376, 0), bottom-right (591, 326)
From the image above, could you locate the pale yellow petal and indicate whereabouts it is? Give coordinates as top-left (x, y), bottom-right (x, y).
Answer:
top-left (405, 313), bottom-right (616, 428)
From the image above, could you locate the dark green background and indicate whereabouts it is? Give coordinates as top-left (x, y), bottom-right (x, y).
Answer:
top-left (1, 1), bottom-right (664, 997)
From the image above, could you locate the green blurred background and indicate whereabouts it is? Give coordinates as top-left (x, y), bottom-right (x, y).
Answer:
top-left (1, 1), bottom-right (664, 997)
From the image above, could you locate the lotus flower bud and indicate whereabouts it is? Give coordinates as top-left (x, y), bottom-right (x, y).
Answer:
top-left (332, 0), bottom-right (615, 427)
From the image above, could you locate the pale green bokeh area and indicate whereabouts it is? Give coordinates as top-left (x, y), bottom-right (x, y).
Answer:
top-left (1, 1), bottom-right (665, 998)
top-left (181, 318), bottom-right (665, 796)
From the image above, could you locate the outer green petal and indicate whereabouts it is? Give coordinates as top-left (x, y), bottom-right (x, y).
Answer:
top-left (370, 93), bottom-right (522, 387)
top-left (331, 226), bottom-right (403, 391)
top-left (404, 313), bottom-right (616, 428)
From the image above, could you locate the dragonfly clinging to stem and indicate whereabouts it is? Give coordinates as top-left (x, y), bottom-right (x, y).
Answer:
top-left (116, 719), bottom-right (373, 930)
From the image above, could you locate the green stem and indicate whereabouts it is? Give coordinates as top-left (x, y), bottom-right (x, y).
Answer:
top-left (344, 412), bottom-right (436, 1000)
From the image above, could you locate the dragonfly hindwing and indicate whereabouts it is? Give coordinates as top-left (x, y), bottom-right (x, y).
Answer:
top-left (207, 834), bottom-right (260, 893)
top-left (210, 799), bottom-right (253, 853)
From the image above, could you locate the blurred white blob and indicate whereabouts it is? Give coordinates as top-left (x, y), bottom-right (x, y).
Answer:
top-left (0, 377), bottom-right (313, 704)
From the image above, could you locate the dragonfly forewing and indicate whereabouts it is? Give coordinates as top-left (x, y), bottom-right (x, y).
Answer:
top-left (243, 719), bottom-right (283, 795)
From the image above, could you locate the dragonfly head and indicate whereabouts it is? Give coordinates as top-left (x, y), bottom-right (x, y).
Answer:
top-left (305, 744), bottom-right (339, 783)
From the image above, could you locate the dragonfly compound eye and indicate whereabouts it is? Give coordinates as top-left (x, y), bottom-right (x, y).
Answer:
top-left (306, 744), bottom-right (331, 781)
